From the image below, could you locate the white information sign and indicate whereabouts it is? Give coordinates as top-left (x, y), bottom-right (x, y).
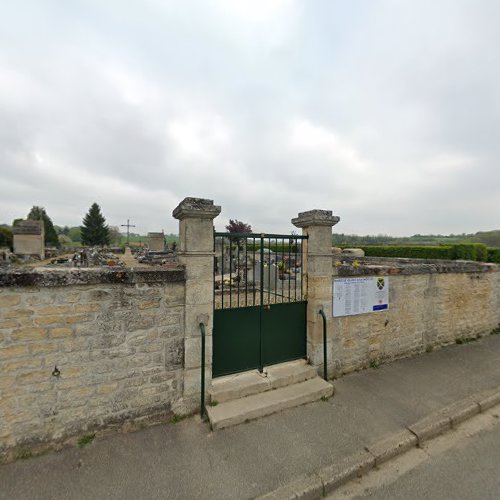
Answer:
top-left (333, 276), bottom-right (389, 317)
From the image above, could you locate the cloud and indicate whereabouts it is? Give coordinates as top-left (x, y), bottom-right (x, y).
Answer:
top-left (0, 0), bottom-right (499, 236)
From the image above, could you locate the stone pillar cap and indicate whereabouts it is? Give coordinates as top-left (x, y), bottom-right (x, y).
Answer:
top-left (292, 209), bottom-right (340, 228)
top-left (172, 197), bottom-right (221, 220)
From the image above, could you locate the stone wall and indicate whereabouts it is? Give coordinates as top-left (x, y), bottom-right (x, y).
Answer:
top-left (329, 257), bottom-right (500, 375)
top-left (0, 267), bottom-right (185, 462)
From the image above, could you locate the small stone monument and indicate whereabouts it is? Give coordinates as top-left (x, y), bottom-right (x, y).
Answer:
top-left (13, 220), bottom-right (45, 259)
top-left (147, 232), bottom-right (165, 251)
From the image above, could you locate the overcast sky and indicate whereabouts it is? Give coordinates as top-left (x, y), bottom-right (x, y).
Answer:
top-left (1, 0), bottom-right (499, 236)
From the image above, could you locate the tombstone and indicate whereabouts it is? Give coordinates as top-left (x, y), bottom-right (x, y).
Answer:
top-left (342, 248), bottom-right (365, 257)
top-left (249, 263), bottom-right (277, 290)
top-left (0, 247), bottom-right (12, 263)
top-left (147, 232), bottom-right (165, 251)
top-left (13, 220), bottom-right (44, 259)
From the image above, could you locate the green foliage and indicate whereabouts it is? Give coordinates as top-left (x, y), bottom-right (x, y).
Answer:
top-left (448, 243), bottom-right (487, 261)
top-left (170, 414), bottom-right (187, 424)
top-left (247, 242), bottom-right (303, 253)
top-left (0, 226), bottom-right (13, 249)
top-left (333, 233), bottom-right (471, 247)
top-left (77, 433), bottom-right (95, 448)
top-left (487, 248), bottom-right (500, 263)
top-left (27, 206), bottom-right (60, 248)
top-left (58, 234), bottom-right (72, 246)
top-left (472, 244), bottom-right (488, 262)
top-left (455, 336), bottom-right (478, 344)
top-left (108, 226), bottom-right (122, 245)
top-left (68, 227), bottom-right (82, 242)
top-left (80, 203), bottom-right (110, 246)
top-left (469, 230), bottom-right (500, 247)
top-left (16, 450), bottom-right (33, 460)
top-left (360, 243), bottom-right (492, 262)
top-left (360, 246), bottom-right (453, 260)
top-left (226, 219), bottom-right (252, 233)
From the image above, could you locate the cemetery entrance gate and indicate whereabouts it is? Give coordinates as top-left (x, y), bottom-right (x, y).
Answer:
top-left (213, 232), bottom-right (308, 377)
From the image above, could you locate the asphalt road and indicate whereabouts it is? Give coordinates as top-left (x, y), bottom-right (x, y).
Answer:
top-left (330, 410), bottom-right (500, 500)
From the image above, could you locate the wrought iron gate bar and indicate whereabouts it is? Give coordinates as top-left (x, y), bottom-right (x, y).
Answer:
top-left (214, 231), bottom-right (308, 311)
top-left (213, 230), bottom-right (308, 377)
top-left (214, 232), bottom-right (308, 239)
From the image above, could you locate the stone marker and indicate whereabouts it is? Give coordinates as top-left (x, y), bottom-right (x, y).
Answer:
top-left (147, 231), bottom-right (165, 251)
top-left (13, 220), bottom-right (44, 259)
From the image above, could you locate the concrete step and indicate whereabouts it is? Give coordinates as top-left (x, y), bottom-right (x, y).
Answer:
top-left (209, 360), bottom-right (318, 404)
top-left (207, 377), bottom-right (334, 430)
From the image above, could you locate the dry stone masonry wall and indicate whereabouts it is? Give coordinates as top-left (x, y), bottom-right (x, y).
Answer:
top-left (0, 268), bottom-right (185, 462)
top-left (330, 257), bottom-right (499, 375)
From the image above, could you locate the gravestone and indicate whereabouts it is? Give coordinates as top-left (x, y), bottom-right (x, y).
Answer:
top-left (147, 232), bottom-right (165, 251)
top-left (13, 220), bottom-right (44, 259)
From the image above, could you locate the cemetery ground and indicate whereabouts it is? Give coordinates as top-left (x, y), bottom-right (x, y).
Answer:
top-left (1, 334), bottom-right (500, 500)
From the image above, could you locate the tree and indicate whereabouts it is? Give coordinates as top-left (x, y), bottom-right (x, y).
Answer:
top-left (226, 219), bottom-right (252, 233)
top-left (80, 203), bottom-right (110, 246)
top-left (68, 226), bottom-right (81, 242)
top-left (0, 227), bottom-right (13, 250)
top-left (108, 226), bottom-right (122, 245)
top-left (27, 206), bottom-right (60, 248)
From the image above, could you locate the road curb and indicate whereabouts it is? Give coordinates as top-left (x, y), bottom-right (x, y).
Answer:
top-left (255, 386), bottom-right (500, 499)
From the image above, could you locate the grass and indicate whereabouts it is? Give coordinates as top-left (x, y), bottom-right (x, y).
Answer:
top-left (77, 433), bottom-right (96, 448)
top-left (455, 337), bottom-right (478, 345)
top-left (209, 400), bottom-right (219, 407)
top-left (491, 326), bottom-right (500, 336)
top-left (170, 414), bottom-right (187, 424)
top-left (369, 359), bottom-right (381, 369)
top-left (16, 450), bottom-right (33, 460)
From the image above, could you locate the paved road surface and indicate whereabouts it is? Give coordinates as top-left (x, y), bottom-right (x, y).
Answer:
top-left (330, 409), bottom-right (500, 499)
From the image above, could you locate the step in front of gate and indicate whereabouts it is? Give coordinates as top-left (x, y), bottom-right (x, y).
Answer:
top-left (209, 359), bottom-right (317, 404)
top-left (206, 377), bottom-right (334, 430)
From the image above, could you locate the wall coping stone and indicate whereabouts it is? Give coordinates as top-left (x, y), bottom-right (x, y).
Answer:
top-left (0, 266), bottom-right (185, 287)
top-left (335, 256), bottom-right (498, 276)
top-left (292, 209), bottom-right (340, 228)
top-left (172, 197), bottom-right (221, 220)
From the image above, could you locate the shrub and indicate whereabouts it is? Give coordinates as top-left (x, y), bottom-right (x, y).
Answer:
top-left (359, 243), bottom-right (491, 262)
top-left (472, 243), bottom-right (488, 262)
top-left (0, 227), bottom-right (13, 250)
top-left (359, 246), bottom-right (453, 260)
top-left (487, 248), bottom-right (500, 263)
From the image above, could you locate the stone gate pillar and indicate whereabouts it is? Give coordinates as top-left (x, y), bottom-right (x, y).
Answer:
top-left (173, 197), bottom-right (221, 413)
top-left (292, 209), bottom-right (340, 375)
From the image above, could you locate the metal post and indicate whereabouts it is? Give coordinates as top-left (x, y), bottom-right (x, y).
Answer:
top-left (259, 235), bottom-right (264, 373)
top-left (199, 322), bottom-right (206, 418)
top-left (319, 309), bottom-right (327, 381)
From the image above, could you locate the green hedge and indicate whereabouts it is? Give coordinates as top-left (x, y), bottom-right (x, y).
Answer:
top-left (245, 243), bottom-right (301, 253)
top-left (358, 243), bottom-right (493, 262)
top-left (359, 246), bottom-right (453, 260)
top-left (487, 248), bottom-right (500, 263)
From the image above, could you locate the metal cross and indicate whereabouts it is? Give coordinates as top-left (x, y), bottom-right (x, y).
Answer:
top-left (121, 219), bottom-right (136, 246)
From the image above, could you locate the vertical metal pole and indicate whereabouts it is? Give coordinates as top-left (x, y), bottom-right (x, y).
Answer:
top-left (221, 237), bottom-right (225, 309)
top-left (245, 236), bottom-right (248, 307)
top-left (319, 310), bottom-right (327, 381)
top-left (229, 237), bottom-right (232, 308)
top-left (274, 238), bottom-right (278, 303)
top-left (267, 237), bottom-right (270, 305)
top-left (288, 236), bottom-right (291, 303)
top-left (237, 239), bottom-right (240, 308)
top-left (200, 322), bottom-right (206, 418)
top-left (259, 235), bottom-right (264, 372)
top-left (253, 237), bottom-right (256, 306)
top-left (294, 237), bottom-right (298, 302)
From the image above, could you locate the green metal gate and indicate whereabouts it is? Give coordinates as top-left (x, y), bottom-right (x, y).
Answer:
top-left (213, 232), bottom-right (308, 377)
